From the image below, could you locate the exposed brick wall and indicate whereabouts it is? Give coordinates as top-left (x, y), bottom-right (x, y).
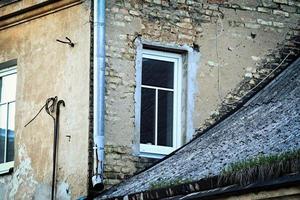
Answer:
top-left (104, 145), bottom-right (157, 187)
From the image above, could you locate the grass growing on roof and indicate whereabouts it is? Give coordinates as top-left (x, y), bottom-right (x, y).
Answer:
top-left (222, 149), bottom-right (300, 175)
top-left (219, 149), bottom-right (300, 186)
top-left (150, 178), bottom-right (192, 190)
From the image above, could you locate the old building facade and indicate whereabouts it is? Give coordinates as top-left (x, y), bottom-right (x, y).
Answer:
top-left (0, 0), bottom-right (299, 199)
top-left (0, 0), bottom-right (91, 199)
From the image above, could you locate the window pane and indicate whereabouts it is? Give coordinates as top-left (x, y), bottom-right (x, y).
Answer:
top-left (157, 90), bottom-right (173, 147)
top-left (140, 88), bottom-right (156, 145)
top-left (7, 102), bottom-right (15, 162)
top-left (1, 73), bottom-right (16, 103)
top-left (142, 58), bottom-right (174, 88)
top-left (0, 104), bottom-right (7, 163)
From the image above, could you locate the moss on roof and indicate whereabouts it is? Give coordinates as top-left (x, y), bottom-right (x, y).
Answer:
top-left (219, 149), bottom-right (300, 186)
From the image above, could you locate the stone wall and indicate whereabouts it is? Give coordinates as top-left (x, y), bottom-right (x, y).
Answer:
top-left (103, 0), bottom-right (300, 188)
top-left (103, 146), bottom-right (157, 186)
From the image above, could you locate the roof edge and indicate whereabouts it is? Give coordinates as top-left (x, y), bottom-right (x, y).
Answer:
top-left (106, 173), bottom-right (300, 200)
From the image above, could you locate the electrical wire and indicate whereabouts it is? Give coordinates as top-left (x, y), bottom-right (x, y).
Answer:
top-left (24, 96), bottom-right (57, 127)
top-left (216, 14), bottom-right (223, 103)
top-left (24, 104), bottom-right (46, 127)
top-left (225, 51), bottom-right (292, 105)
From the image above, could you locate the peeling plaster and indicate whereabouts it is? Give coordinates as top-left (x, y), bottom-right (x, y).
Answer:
top-left (56, 181), bottom-right (71, 200)
top-left (186, 47), bottom-right (200, 141)
top-left (9, 145), bottom-right (38, 199)
top-left (34, 184), bottom-right (51, 200)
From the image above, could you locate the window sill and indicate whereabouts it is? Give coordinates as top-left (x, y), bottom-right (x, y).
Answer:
top-left (140, 144), bottom-right (176, 159)
top-left (139, 151), bottom-right (165, 159)
top-left (0, 161), bottom-right (14, 175)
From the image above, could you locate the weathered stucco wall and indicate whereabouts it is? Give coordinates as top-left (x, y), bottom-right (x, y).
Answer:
top-left (103, 0), bottom-right (300, 186)
top-left (0, 1), bottom-right (91, 199)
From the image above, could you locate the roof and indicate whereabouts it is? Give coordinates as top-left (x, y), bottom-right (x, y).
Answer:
top-left (97, 56), bottom-right (300, 199)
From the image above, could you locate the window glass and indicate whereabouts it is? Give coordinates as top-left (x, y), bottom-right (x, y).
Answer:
top-left (142, 58), bottom-right (174, 89)
top-left (7, 103), bottom-right (15, 162)
top-left (157, 90), bottom-right (173, 147)
top-left (1, 73), bottom-right (16, 102)
top-left (0, 104), bottom-right (7, 164)
top-left (140, 88), bottom-right (156, 145)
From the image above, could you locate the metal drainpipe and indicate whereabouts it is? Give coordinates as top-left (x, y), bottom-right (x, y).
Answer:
top-left (92, 0), bottom-right (106, 191)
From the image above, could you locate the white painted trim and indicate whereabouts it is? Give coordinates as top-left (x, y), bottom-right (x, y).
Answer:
top-left (0, 66), bottom-right (16, 77)
top-left (140, 144), bottom-right (175, 155)
top-left (139, 49), bottom-right (182, 158)
top-left (141, 85), bottom-right (174, 92)
top-left (0, 161), bottom-right (14, 174)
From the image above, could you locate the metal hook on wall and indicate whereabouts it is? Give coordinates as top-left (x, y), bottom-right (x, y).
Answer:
top-left (56, 37), bottom-right (75, 47)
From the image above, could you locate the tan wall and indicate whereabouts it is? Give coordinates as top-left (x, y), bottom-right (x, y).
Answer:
top-left (194, 15), bottom-right (285, 129)
top-left (0, 1), bottom-right (91, 199)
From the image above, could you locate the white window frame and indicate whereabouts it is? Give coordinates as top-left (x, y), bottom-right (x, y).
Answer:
top-left (0, 66), bottom-right (16, 174)
top-left (139, 49), bottom-right (182, 158)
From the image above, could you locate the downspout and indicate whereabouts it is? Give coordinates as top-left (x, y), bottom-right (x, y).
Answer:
top-left (92, 0), bottom-right (106, 191)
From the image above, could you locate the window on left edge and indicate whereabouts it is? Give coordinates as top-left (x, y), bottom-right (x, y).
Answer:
top-left (0, 65), bottom-right (16, 174)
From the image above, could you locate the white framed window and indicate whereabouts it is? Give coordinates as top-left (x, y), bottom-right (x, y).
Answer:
top-left (0, 66), bottom-right (16, 174)
top-left (138, 49), bottom-right (182, 158)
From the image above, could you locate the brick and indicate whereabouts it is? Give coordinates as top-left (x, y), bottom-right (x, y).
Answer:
top-left (294, 30), bottom-right (300, 36)
top-left (208, 4), bottom-right (219, 10)
top-left (119, 8), bottom-right (128, 15)
top-left (176, 22), bottom-right (193, 29)
top-left (245, 23), bottom-right (261, 29)
top-left (280, 5), bottom-right (297, 12)
top-left (240, 6), bottom-right (256, 11)
top-left (262, 0), bottom-right (278, 7)
top-left (288, 1), bottom-right (300, 7)
top-left (257, 7), bottom-right (272, 13)
top-left (111, 7), bottom-right (119, 13)
top-left (129, 10), bottom-right (140, 16)
top-left (273, 21), bottom-right (285, 28)
top-left (207, 0), bottom-right (225, 4)
top-left (257, 19), bottom-right (272, 26)
top-left (205, 9), bottom-right (213, 15)
top-left (161, 0), bottom-right (170, 6)
top-left (178, 34), bottom-right (193, 40)
top-left (273, 0), bottom-right (288, 4)
top-left (273, 9), bottom-right (290, 17)
top-left (112, 21), bottom-right (126, 27)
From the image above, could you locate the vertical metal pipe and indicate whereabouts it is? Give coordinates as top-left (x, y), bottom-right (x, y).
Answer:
top-left (51, 100), bottom-right (65, 200)
top-left (92, 0), bottom-right (106, 191)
